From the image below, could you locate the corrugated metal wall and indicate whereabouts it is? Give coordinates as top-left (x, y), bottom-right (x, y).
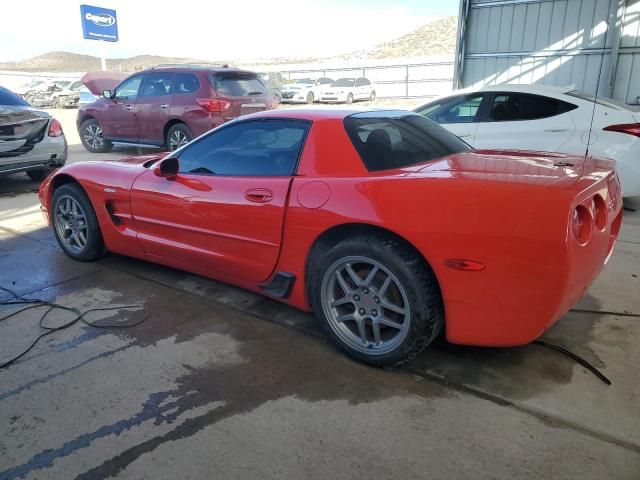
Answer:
top-left (455, 0), bottom-right (640, 104)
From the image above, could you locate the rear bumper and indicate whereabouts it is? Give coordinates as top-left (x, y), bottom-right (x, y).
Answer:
top-left (0, 134), bottom-right (67, 176)
top-left (445, 171), bottom-right (623, 346)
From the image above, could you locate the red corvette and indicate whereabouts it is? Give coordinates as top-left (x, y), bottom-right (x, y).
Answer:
top-left (39, 109), bottom-right (622, 366)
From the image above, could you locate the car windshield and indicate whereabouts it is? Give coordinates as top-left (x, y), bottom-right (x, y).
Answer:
top-left (344, 111), bottom-right (470, 171)
top-left (0, 87), bottom-right (29, 106)
top-left (333, 78), bottom-right (355, 87)
top-left (210, 73), bottom-right (266, 96)
top-left (296, 79), bottom-right (315, 85)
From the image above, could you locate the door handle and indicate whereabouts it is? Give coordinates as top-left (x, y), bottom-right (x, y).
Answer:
top-left (458, 134), bottom-right (472, 138)
top-left (160, 104), bottom-right (169, 109)
top-left (124, 105), bottom-right (134, 111)
top-left (544, 128), bottom-right (569, 133)
top-left (245, 188), bottom-right (273, 203)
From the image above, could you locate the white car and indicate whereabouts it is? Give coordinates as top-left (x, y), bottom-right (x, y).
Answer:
top-left (320, 77), bottom-right (376, 104)
top-left (280, 77), bottom-right (334, 104)
top-left (414, 84), bottom-right (640, 197)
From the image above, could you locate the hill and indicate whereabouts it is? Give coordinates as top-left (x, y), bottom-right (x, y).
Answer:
top-left (0, 17), bottom-right (458, 72)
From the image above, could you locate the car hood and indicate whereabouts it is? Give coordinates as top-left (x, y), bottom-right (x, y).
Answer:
top-left (81, 71), bottom-right (129, 95)
top-left (0, 106), bottom-right (50, 152)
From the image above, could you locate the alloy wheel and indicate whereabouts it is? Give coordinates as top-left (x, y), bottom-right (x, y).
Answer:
top-left (84, 124), bottom-right (104, 150)
top-left (54, 195), bottom-right (88, 253)
top-left (169, 130), bottom-right (189, 150)
top-left (321, 256), bottom-right (411, 355)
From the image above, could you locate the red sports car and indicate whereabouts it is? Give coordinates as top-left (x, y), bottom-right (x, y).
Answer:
top-left (38, 109), bottom-right (623, 366)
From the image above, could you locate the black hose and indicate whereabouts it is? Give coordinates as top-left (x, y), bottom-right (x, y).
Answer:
top-left (0, 285), bottom-right (148, 369)
top-left (534, 340), bottom-right (611, 386)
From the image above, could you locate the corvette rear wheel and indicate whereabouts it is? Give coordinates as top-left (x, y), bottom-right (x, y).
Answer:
top-left (80, 119), bottom-right (113, 153)
top-left (310, 235), bottom-right (443, 367)
top-left (52, 183), bottom-right (105, 261)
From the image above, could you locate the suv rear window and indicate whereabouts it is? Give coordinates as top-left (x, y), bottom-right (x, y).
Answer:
top-left (344, 112), bottom-right (470, 171)
top-left (210, 73), bottom-right (265, 97)
top-left (0, 87), bottom-right (29, 106)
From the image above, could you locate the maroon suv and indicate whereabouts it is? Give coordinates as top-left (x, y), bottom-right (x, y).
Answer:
top-left (77, 66), bottom-right (272, 153)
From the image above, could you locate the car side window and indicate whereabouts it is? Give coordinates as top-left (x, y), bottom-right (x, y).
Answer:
top-left (177, 120), bottom-right (310, 176)
top-left (355, 78), bottom-right (363, 87)
top-left (359, 78), bottom-right (371, 86)
top-left (488, 93), bottom-right (577, 122)
top-left (174, 73), bottom-right (200, 94)
top-left (114, 76), bottom-right (143, 100)
top-left (423, 94), bottom-right (485, 124)
top-left (140, 72), bottom-right (173, 98)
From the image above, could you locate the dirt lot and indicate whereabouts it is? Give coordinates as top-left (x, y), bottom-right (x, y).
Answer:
top-left (1, 109), bottom-right (640, 479)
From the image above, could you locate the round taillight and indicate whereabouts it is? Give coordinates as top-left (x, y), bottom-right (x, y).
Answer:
top-left (572, 205), bottom-right (592, 245)
top-left (592, 195), bottom-right (607, 230)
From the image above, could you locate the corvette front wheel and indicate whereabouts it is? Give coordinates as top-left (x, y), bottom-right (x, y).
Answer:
top-left (310, 235), bottom-right (443, 367)
top-left (52, 183), bottom-right (105, 262)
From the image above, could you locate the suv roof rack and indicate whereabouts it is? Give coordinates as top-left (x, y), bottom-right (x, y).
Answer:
top-left (151, 63), bottom-right (231, 70)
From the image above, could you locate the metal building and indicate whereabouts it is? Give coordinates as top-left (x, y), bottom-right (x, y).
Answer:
top-left (454, 0), bottom-right (640, 104)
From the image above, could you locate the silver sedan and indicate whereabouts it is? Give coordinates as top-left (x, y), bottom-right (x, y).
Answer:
top-left (1, 86), bottom-right (67, 181)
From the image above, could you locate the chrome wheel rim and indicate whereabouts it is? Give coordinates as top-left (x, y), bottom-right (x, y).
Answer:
top-left (321, 256), bottom-right (411, 355)
top-left (169, 130), bottom-right (189, 150)
top-left (54, 195), bottom-right (88, 253)
top-left (84, 124), bottom-right (104, 149)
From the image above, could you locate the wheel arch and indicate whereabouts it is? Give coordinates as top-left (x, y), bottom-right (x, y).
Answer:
top-left (304, 222), bottom-right (441, 305)
top-left (45, 173), bottom-right (88, 222)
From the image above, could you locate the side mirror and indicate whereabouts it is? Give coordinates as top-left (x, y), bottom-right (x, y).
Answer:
top-left (154, 157), bottom-right (179, 179)
top-left (103, 90), bottom-right (113, 99)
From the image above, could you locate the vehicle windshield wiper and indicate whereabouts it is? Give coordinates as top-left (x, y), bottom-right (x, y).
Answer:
top-left (247, 91), bottom-right (263, 95)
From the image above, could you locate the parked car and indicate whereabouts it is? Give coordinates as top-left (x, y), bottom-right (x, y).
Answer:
top-left (0, 86), bottom-right (67, 181)
top-left (256, 71), bottom-right (283, 104)
top-left (39, 109), bottom-right (621, 366)
top-left (320, 77), bottom-right (376, 104)
top-left (77, 65), bottom-right (272, 153)
top-left (51, 80), bottom-right (83, 108)
top-left (280, 77), bottom-right (334, 104)
top-left (414, 84), bottom-right (640, 197)
top-left (78, 86), bottom-right (98, 106)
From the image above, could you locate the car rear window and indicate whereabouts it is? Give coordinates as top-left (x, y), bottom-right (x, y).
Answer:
top-left (344, 112), bottom-right (470, 171)
top-left (0, 87), bottom-right (29, 106)
top-left (210, 73), bottom-right (266, 97)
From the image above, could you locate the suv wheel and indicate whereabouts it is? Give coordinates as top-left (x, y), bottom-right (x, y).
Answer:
top-left (80, 119), bottom-right (112, 153)
top-left (166, 124), bottom-right (193, 151)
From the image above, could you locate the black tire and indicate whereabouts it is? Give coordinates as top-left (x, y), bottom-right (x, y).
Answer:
top-left (51, 183), bottom-right (105, 262)
top-left (27, 169), bottom-right (49, 182)
top-left (80, 118), bottom-right (112, 153)
top-left (369, 90), bottom-right (376, 102)
top-left (309, 234), bottom-right (443, 367)
top-left (346, 93), bottom-right (354, 104)
top-left (306, 92), bottom-right (314, 104)
top-left (166, 123), bottom-right (193, 151)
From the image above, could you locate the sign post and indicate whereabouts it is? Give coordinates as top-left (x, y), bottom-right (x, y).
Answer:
top-left (80, 4), bottom-right (119, 71)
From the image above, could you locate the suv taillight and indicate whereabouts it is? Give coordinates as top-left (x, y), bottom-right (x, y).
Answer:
top-left (48, 118), bottom-right (63, 137)
top-left (197, 98), bottom-right (231, 113)
top-left (603, 123), bottom-right (640, 137)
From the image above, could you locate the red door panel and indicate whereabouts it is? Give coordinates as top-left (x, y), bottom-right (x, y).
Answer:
top-left (129, 170), bottom-right (291, 283)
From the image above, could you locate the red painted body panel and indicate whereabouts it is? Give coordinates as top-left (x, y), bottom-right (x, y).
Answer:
top-left (40, 109), bottom-right (622, 347)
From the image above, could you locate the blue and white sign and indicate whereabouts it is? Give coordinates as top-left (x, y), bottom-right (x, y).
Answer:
top-left (80, 4), bottom-right (119, 42)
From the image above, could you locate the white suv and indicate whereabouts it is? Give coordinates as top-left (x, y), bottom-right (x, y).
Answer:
top-left (415, 84), bottom-right (640, 197)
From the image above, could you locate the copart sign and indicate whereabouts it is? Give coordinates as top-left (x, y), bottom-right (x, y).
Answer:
top-left (80, 4), bottom-right (119, 42)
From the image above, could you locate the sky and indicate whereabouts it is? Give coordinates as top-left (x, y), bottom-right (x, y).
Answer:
top-left (1, 0), bottom-right (459, 61)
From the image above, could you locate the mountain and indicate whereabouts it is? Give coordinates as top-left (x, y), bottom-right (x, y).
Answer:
top-left (0, 17), bottom-right (458, 72)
